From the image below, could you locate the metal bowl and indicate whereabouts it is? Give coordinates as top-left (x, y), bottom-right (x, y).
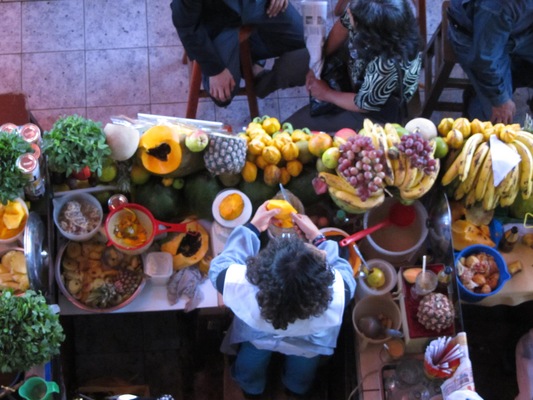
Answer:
top-left (55, 238), bottom-right (145, 312)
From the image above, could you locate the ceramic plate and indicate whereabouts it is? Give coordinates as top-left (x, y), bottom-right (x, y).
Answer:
top-left (212, 189), bottom-right (252, 228)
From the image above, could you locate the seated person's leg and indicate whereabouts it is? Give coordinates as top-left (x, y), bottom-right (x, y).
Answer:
top-left (232, 341), bottom-right (273, 395)
top-left (282, 354), bottom-right (322, 395)
top-left (202, 28), bottom-right (242, 107)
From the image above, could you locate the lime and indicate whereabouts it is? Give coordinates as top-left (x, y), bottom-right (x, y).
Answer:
top-left (99, 163), bottom-right (118, 183)
top-left (131, 164), bottom-right (151, 185)
top-left (366, 268), bottom-right (386, 288)
top-left (433, 137), bottom-right (449, 159)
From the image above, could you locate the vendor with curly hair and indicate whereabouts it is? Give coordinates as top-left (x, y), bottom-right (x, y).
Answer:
top-left (209, 201), bottom-right (356, 398)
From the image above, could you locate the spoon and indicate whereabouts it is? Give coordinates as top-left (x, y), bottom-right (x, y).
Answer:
top-left (340, 202), bottom-right (416, 247)
top-left (358, 316), bottom-right (404, 339)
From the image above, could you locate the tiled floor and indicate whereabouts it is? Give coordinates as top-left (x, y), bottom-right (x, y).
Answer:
top-left (3, 1), bottom-right (533, 399)
top-left (0, 0), bottom-right (461, 135)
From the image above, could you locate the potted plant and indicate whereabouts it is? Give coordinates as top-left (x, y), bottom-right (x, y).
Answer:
top-left (41, 115), bottom-right (111, 179)
top-left (0, 290), bottom-right (65, 376)
top-left (0, 130), bottom-right (32, 204)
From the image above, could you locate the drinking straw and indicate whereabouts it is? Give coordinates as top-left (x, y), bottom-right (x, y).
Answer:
top-left (422, 255), bottom-right (427, 274)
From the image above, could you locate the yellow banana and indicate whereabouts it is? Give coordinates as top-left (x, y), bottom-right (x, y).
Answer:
top-left (373, 124), bottom-right (394, 186)
top-left (510, 140), bottom-right (533, 199)
top-left (454, 179), bottom-right (468, 200)
top-left (464, 184), bottom-right (478, 207)
top-left (475, 149), bottom-right (492, 201)
top-left (458, 133), bottom-right (485, 181)
top-left (328, 186), bottom-right (384, 214)
top-left (494, 167), bottom-right (515, 199)
top-left (462, 141), bottom-right (490, 193)
top-left (515, 131), bottom-right (533, 153)
top-left (481, 167), bottom-right (496, 211)
top-left (384, 123), bottom-right (401, 147)
top-left (400, 159), bottom-right (440, 200)
top-left (318, 171), bottom-right (358, 195)
top-left (398, 157), bottom-right (419, 190)
top-left (361, 119), bottom-right (380, 149)
top-left (363, 118), bottom-right (375, 138)
top-left (391, 154), bottom-right (406, 187)
top-left (499, 166), bottom-right (520, 207)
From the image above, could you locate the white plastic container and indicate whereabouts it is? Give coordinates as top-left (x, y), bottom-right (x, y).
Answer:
top-left (144, 252), bottom-right (173, 285)
top-left (357, 259), bottom-right (398, 299)
top-left (360, 198), bottom-right (428, 266)
top-left (53, 193), bottom-right (103, 241)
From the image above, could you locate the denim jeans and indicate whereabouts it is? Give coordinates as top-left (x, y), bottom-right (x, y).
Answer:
top-left (231, 341), bottom-right (321, 395)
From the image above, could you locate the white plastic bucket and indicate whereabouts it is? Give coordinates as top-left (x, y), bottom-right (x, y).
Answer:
top-left (360, 198), bottom-right (428, 266)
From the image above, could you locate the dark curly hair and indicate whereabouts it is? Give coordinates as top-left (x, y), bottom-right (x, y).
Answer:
top-left (349, 0), bottom-right (422, 62)
top-left (246, 236), bottom-right (335, 330)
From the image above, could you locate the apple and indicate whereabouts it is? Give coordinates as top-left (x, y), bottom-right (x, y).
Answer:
top-left (185, 129), bottom-right (209, 152)
top-left (172, 178), bottom-right (185, 190)
top-left (366, 268), bottom-right (385, 288)
top-left (321, 146), bottom-right (340, 169)
top-left (334, 127), bottom-right (357, 143)
top-left (70, 166), bottom-right (91, 180)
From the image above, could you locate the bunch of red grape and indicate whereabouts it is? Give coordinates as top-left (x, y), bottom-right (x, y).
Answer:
top-left (337, 135), bottom-right (386, 201)
top-left (397, 133), bottom-right (438, 174)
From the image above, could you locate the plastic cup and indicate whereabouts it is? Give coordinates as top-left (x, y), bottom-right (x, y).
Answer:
top-left (18, 377), bottom-right (59, 400)
top-left (411, 270), bottom-right (438, 299)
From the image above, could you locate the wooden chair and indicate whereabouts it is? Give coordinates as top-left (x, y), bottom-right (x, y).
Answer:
top-left (183, 26), bottom-right (259, 120)
top-left (419, 0), bottom-right (471, 117)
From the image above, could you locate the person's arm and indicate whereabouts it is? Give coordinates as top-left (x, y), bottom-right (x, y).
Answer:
top-left (208, 224), bottom-right (261, 292)
top-left (323, 19), bottom-right (349, 57)
top-left (170, 0), bottom-right (225, 78)
top-left (463, 7), bottom-right (515, 123)
top-left (208, 201), bottom-right (280, 291)
top-left (319, 240), bottom-right (356, 301)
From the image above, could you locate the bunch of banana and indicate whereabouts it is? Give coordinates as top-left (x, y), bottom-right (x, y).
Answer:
top-left (441, 120), bottom-right (533, 210)
top-left (318, 171), bottom-right (384, 214)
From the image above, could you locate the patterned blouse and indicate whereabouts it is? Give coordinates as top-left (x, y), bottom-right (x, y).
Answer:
top-left (340, 11), bottom-right (422, 112)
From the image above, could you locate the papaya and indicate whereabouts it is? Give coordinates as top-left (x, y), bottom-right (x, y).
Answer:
top-left (160, 220), bottom-right (209, 270)
top-left (131, 177), bottom-right (188, 221)
top-left (184, 170), bottom-right (223, 220)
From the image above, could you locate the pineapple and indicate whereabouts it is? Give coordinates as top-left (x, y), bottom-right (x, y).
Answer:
top-left (203, 131), bottom-right (247, 175)
top-left (416, 292), bottom-right (455, 332)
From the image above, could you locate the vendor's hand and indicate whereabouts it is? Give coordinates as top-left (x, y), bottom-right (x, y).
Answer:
top-left (491, 99), bottom-right (516, 125)
top-left (250, 201), bottom-right (280, 232)
top-left (292, 213), bottom-right (321, 242)
top-left (307, 75), bottom-right (331, 102)
top-left (267, 0), bottom-right (288, 17)
top-left (209, 69), bottom-right (235, 103)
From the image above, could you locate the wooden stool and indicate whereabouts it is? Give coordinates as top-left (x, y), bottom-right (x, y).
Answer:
top-left (419, 1), bottom-right (470, 117)
top-left (184, 26), bottom-right (259, 120)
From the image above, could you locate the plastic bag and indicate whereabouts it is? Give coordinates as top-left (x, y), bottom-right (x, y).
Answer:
top-left (309, 49), bottom-right (352, 116)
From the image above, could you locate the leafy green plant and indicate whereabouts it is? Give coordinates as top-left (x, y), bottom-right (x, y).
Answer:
top-left (0, 131), bottom-right (32, 204)
top-left (41, 115), bottom-right (111, 176)
top-left (0, 290), bottom-right (65, 373)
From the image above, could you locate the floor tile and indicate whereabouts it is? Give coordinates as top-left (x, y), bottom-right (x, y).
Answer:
top-left (148, 46), bottom-right (188, 104)
top-left (147, 0), bottom-right (181, 47)
top-left (0, 55), bottom-right (22, 93)
top-left (85, 0), bottom-right (148, 50)
top-left (86, 48), bottom-right (149, 107)
top-left (22, 51), bottom-right (86, 109)
top-left (22, 0), bottom-right (85, 52)
top-left (0, 2), bottom-right (21, 54)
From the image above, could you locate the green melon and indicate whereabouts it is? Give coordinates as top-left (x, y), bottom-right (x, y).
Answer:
top-left (238, 173), bottom-right (278, 212)
top-left (286, 165), bottom-right (325, 207)
top-left (131, 177), bottom-right (188, 221)
top-left (184, 170), bottom-right (223, 220)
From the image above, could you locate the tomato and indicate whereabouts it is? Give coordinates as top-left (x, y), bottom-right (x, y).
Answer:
top-left (70, 166), bottom-right (91, 180)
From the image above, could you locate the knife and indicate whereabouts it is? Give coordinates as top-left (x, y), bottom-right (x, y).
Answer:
top-left (279, 183), bottom-right (290, 203)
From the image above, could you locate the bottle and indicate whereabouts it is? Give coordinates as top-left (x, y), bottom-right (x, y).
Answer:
top-left (498, 226), bottom-right (519, 253)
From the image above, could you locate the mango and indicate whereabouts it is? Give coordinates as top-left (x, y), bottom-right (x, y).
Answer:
top-left (219, 193), bottom-right (244, 221)
top-left (403, 267), bottom-right (422, 284)
top-left (267, 199), bottom-right (298, 228)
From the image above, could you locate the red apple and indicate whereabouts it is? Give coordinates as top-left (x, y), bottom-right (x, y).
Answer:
top-left (334, 128), bottom-right (357, 141)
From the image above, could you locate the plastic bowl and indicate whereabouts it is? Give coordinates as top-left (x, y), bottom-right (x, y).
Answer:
top-left (455, 244), bottom-right (510, 303)
top-left (53, 193), bottom-right (103, 241)
top-left (0, 198), bottom-right (29, 245)
top-left (357, 259), bottom-right (398, 298)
